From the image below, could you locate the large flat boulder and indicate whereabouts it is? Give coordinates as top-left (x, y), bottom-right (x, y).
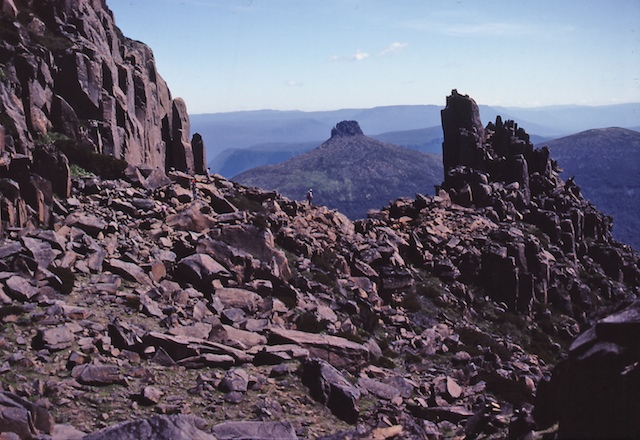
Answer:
top-left (269, 328), bottom-right (369, 371)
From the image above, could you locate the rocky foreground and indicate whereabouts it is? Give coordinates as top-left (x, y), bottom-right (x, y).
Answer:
top-left (1, 0), bottom-right (639, 437)
top-left (1, 96), bottom-right (640, 440)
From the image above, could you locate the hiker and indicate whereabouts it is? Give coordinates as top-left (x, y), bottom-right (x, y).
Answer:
top-left (306, 188), bottom-right (313, 205)
top-left (191, 178), bottom-right (198, 200)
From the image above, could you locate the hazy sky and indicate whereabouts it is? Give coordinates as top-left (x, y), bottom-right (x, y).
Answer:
top-left (107, 0), bottom-right (640, 114)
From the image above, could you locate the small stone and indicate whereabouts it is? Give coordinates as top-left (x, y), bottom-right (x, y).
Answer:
top-left (141, 386), bottom-right (164, 405)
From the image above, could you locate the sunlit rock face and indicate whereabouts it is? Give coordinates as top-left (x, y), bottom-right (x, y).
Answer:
top-left (0, 0), bottom-right (204, 173)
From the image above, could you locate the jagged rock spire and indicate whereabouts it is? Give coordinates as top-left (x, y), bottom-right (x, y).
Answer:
top-left (331, 120), bottom-right (364, 138)
top-left (441, 89), bottom-right (486, 173)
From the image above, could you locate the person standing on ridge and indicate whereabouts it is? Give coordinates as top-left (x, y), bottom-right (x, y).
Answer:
top-left (191, 178), bottom-right (198, 200)
top-left (306, 188), bottom-right (313, 205)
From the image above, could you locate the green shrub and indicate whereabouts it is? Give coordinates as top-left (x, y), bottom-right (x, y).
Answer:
top-left (401, 290), bottom-right (423, 312)
top-left (69, 164), bottom-right (92, 178)
top-left (56, 139), bottom-right (127, 180)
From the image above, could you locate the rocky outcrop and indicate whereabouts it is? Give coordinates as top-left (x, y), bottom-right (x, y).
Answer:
top-left (436, 90), bottom-right (637, 319)
top-left (441, 89), bottom-right (485, 172)
top-left (0, 0), bottom-right (206, 233)
top-left (535, 301), bottom-right (640, 438)
top-left (330, 120), bottom-right (364, 138)
top-left (0, 0), bottom-right (203, 173)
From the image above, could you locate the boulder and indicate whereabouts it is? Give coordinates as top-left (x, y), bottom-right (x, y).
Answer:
top-left (269, 328), bottom-right (369, 371)
top-left (63, 212), bottom-right (106, 237)
top-left (214, 287), bottom-right (262, 313)
top-left (176, 253), bottom-right (230, 289)
top-left (32, 325), bottom-right (75, 351)
top-left (82, 415), bottom-right (215, 440)
top-left (212, 421), bottom-right (298, 439)
top-left (106, 259), bottom-right (152, 286)
top-left (165, 200), bottom-right (217, 232)
top-left (218, 368), bottom-right (250, 393)
top-left (0, 392), bottom-right (54, 439)
top-left (302, 358), bottom-right (361, 424)
top-left (4, 275), bottom-right (39, 301)
top-left (535, 301), bottom-right (640, 438)
top-left (72, 364), bottom-right (127, 386)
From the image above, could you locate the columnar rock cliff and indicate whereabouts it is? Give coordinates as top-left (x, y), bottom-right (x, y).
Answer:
top-left (0, 0), bottom-right (205, 232)
top-left (439, 90), bottom-right (637, 320)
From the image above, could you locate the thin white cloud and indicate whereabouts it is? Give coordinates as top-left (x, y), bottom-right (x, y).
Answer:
top-left (350, 50), bottom-right (370, 61)
top-left (285, 80), bottom-right (303, 87)
top-left (329, 50), bottom-right (370, 62)
top-left (380, 42), bottom-right (408, 57)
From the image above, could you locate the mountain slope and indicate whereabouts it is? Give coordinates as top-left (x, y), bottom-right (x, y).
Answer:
top-left (539, 127), bottom-right (640, 250)
top-left (232, 121), bottom-right (443, 219)
top-left (210, 141), bottom-right (320, 177)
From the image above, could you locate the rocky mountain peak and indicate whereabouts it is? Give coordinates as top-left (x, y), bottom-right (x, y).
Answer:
top-left (330, 120), bottom-right (364, 138)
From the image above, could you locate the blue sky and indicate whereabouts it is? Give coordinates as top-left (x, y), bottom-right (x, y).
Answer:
top-left (108, 0), bottom-right (640, 114)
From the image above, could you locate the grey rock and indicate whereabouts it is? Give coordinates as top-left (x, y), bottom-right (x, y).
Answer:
top-left (21, 236), bottom-right (57, 269)
top-left (106, 259), bottom-right (152, 286)
top-left (176, 253), bottom-right (230, 289)
top-left (269, 328), bottom-right (369, 371)
top-left (63, 212), bottom-right (106, 237)
top-left (219, 368), bottom-right (249, 393)
top-left (82, 415), bottom-right (215, 440)
top-left (212, 420), bottom-right (298, 439)
top-left (72, 364), bottom-right (127, 386)
top-left (32, 325), bottom-right (75, 351)
top-left (4, 275), bottom-right (39, 301)
top-left (357, 377), bottom-right (401, 401)
top-left (0, 391), bottom-right (53, 438)
top-left (302, 358), bottom-right (361, 424)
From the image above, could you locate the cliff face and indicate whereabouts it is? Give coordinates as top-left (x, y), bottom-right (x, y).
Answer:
top-left (0, 0), bottom-right (206, 233)
top-left (0, 0), bottom-right (203, 172)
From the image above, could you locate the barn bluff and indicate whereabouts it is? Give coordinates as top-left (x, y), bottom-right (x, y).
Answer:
top-left (0, 1), bottom-right (639, 439)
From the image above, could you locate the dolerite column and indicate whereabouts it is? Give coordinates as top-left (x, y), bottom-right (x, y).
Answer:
top-left (170, 98), bottom-right (194, 173)
top-left (440, 89), bottom-right (486, 183)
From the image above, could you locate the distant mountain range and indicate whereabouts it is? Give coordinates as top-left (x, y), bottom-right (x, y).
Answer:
top-left (193, 103), bottom-right (639, 178)
top-left (232, 120), bottom-right (443, 220)
top-left (538, 127), bottom-right (640, 251)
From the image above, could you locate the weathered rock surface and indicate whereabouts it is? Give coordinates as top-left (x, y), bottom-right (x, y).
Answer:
top-left (212, 420), bottom-right (298, 440)
top-left (0, 392), bottom-right (53, 439)
top-left (535, 300), bottom-right (640, 438)
top-left (81, 415), bottom-right (215, 440)
top-left (0, 0), bottom-right (207, 234)
top-left (302, 358), bottom-right (361, 424)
